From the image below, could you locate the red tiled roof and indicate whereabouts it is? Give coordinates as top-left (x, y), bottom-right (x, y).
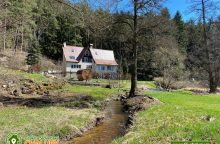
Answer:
top-left (63, 46), bottom-right (83, 62)
top-left (94, 59), bottom-right (118, 65)
top-left (90, 48), bottom-right (118, 65)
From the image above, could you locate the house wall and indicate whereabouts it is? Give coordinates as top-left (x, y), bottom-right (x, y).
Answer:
top-left (92, 64), bottom-right (118, 79)
top-left (64, 62), bottom-right (80, 79)
top-left (63, 48), bottom-right (118, 79)
top-left (66, 62), bottom-right (80, 72)
top-left (93, 64), bottom-right (117, 73)
top-left (66, 63), bottom-right (117, 73)
top-left (65, 60), bottom-right (93, 72)
top-left (80, 59), bottom-right (93, 69)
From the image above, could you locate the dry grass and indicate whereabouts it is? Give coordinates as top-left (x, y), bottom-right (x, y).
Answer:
top-left (0, 49), bottom-right (61, 71)
top-left (0, 50), bottom-right (27, 70)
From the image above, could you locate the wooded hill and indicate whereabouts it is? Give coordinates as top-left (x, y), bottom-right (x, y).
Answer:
top-left (0, 0), bottom-right (219, 92)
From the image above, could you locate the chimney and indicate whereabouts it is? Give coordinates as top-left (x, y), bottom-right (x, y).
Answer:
top-left (63, 42), bottom-right (66, 47)
top-left (89, 44), bottom-right (93, 49)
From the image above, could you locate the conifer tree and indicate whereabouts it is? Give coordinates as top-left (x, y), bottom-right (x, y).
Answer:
top-left (173, 11), bottom-right (188, 54)
top-left (26, 39), bottom-right (40, 66)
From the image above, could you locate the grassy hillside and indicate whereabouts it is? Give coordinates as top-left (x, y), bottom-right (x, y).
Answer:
top-left (0, 66), bottom-right (50, 83)
top-left (0, 68), bottom-right (118, 143)
top-left (113, 90), bottom-right (220, 144)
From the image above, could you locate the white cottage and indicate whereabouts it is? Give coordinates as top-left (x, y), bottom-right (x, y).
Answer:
top-left (62, 43), bottom-right (118, 78)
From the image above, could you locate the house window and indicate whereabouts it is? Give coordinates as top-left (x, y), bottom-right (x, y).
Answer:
top-left (96, 65), bottom-right (105, 71)
top-left (87, 65), bottom-right (92, 69)
top-left (83, 57), bottom-right (88, 62)
top-left (107, 66), bottom-right (113, 71)
top-left (101, 65), bottom-right (105, 71)
top-left (82, 57), bottom-right (92, 63)
top-left (71, 64), bottom-right (81, 69)
top-left (96, 65), bottom-right (101, 71)
top-left (69, 56), bottom-right (75, 60)
top-left (72, 50), bottom-right (74, 52)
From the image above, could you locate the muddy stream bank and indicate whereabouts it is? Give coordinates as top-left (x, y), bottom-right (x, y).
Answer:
top-left (66, 100), bottom-right (128, 144)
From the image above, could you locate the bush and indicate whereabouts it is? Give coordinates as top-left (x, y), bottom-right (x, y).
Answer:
top-left (154, 77), bottom-right (185, 90)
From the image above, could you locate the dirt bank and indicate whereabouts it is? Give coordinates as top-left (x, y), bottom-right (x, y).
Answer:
top-left (122, 95), bottom-right (161, 126)
top-left (0, 92), bottom-right (97, 108)
top-left (0, 74), bottom-right (65, 97)
top-left (60, 114), bottom-right (105, 142)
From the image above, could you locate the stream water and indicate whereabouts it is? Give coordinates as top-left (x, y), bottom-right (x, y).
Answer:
top-left (66, 100), bottom-right (128, 144)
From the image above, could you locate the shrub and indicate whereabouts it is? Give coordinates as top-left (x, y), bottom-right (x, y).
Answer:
top-left (154, 77), bottom-right (186, 90)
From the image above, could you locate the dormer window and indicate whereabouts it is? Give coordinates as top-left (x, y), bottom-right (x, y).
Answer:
top-left (69, 56), bottom-right (75, 59)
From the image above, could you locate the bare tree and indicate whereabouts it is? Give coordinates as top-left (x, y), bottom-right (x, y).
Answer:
top-left (127, 0), bottom-right (163, 97)
top-left (189, 0), bottom-right (220, 93)
top-left (0, 0), bottom-right (10, 51)
top-left (207, 20), bottom-right (220, 92)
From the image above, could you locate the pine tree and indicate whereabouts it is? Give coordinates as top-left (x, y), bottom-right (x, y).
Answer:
top-left (173, 11), bottom-right (188, 54)
top-left (26, 40), bottom-right (40, 66)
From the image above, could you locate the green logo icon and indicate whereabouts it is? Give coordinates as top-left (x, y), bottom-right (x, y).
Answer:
top-left (6, 133), bottom-right (21, 144)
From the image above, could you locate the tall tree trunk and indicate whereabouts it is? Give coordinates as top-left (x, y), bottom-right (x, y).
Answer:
top-left (3, 18), bottom-right (7, 51)
top-left (209, 75), bottom-right (217, 93)
top-left (201, 0), bottom-right (217, 93)
top-left (21, 23), bottom-right (24, 52)
top-left (14, 28), bottom-right (19, 53)
top-left (129, 0), bottom-right (138, 97)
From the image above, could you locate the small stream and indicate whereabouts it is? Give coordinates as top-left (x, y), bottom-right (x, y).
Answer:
top-left (66, 100), bottom-right (128, 144)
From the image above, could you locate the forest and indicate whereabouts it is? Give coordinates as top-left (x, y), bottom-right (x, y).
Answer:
top-left (0, 0), bottom-right (219, 93)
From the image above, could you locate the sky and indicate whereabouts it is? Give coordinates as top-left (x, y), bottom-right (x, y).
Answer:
top-left (72, 0), bottom-right (220, 21)
top-left (164, 0), bottom-right (194, 21)
top-left (115, 0), bottom-right (194, 21)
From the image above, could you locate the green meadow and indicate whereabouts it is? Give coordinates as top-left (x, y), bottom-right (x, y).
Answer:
top-left (113, 90), bottom-right (220, 144)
